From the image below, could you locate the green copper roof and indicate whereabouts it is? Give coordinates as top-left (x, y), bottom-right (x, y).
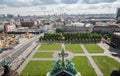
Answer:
top-left (47, 44), bottom-right (81, 76)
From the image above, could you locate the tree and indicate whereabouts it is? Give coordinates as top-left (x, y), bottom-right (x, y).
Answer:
top-left (56, 28), bottom-right (63, 33)
top-left (103, 34), bottom-right (108, 40)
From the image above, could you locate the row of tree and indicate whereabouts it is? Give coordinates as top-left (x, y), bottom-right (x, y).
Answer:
top-left (55, 28), bottom-right (117, 40)
top-left (39, 32), bottom-right (102, 43)
top-left (63, 32), bottom-right (102, 42)
top-left (39, 33), bottom-right (63, 42)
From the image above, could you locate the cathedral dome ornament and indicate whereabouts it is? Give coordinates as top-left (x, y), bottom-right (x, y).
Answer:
top-left (47, 44), bottom-right (81, 76)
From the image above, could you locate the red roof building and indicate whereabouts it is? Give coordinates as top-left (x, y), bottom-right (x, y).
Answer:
top-left (93, 24), bottom-right (120, 32)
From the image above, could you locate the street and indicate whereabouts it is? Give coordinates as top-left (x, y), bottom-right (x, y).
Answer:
top-left (0, 33), bottom-right (44, 75)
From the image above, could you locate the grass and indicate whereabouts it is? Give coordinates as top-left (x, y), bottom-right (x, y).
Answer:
top-left (73, 56), bottom-right (97, 76)
top-left (84, 44), bottom-right (104, 53)
top-left (33, 52), bottom-right (53, 58)
top-left (65, 44), bottom-right (84, 53)
top-left (20, 60), bottom-right (54, 76)
top-left (93, 56), bottom-right (120, 76)
top-left (38, 44), bottom-right (61, 50)
top-left (21, 57), bottom-right (97, 76)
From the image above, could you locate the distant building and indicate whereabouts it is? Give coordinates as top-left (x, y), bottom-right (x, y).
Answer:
top-left (0, 14), bottom-right (5, 19)
top-left (111, 33), bottom-right (120, 48)
top-left (18, 27), bottom-right (29, 32)
top-left (4, 24), bottom-right (17, 32)
top-left (38, 24), bottom-right (54, 32)
top-left (0, 23), bottom-right (4, 32)
top-left (93, 24), bottom-right (120, 32)
top-left (62, 22), bottom-right (93, 32)
top-left (116, 8), bottom-right (120, 20)
top-left (7, 14), bottom-right (14, 18)
top-left (21, 20), bottom-right (34, 28)
top-left (20, 19), bottom-right (38, 28)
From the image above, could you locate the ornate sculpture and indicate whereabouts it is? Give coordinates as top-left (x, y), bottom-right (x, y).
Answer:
top-left (66, 59), bottom-right (77, 74)
top-left (50, 59), bottom-right (61, 75)
top-left (58, 44), bottom-right (68, 66)
top-left (47, 44), bottom-right (81, 76)
top-left (1, 59), bottom-right (10, 76)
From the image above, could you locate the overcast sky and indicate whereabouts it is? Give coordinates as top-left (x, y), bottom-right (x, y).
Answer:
top-left (0, 0), bottom-right (120, 16)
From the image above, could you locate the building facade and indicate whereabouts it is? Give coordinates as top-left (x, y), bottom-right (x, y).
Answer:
top-left (116, 8), bottom-right (120, 20)
top-left (62, 22), bottom-right (93, 32)
top-left (111, 33), bottom-right (120, 48)
top-left (93, 24), bottom-right (120, 32)
top-left (4, 24), bottom-right (17, 32)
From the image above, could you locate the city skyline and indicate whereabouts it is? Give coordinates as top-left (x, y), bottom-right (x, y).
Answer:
top-left (0, 0), bottom-right (120, 16)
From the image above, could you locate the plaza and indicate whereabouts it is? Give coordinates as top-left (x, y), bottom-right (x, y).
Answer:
top-left (19, 43), bottom-right (120, 76)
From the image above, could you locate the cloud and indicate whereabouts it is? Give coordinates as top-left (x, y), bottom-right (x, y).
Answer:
top-left (0, 0), bottom-right (118, 7)
top-left (40, 0), bottom-right (59, 4)
top-left (0, 0), bottom-right (120, 15)
top-left (61, 0), bottom-right (78, 4)
top-left (82, 0), bottom-right (117, 4)
top-left (0, 0), bottom-right (59, 7)
top-left (0, 0), bottom-right (43, 7)
top-left (0, 0), bottom-right (32, 7)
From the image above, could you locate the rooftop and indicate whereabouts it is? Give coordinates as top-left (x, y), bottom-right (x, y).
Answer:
top-left (114, 32), bottom-right (120, 36)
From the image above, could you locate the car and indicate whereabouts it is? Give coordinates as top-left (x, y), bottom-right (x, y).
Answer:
top-left (112, 53), bottom-right (120, 57)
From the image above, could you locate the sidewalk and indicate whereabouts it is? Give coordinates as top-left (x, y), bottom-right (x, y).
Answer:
top-left (81, 44), bottom-right (104, 76)
top-left (98, 43), bottom-right (120, 63)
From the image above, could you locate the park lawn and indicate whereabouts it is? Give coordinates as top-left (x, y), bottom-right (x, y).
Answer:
top-left (65, 44), bottom-right (84, 53)
top-left (38, 44), bottom-right (61, 50)
top-left (33, 52), bottom-right (53, 58)
top-left (93, 56), bottom-right (120, 76)
top-left (73, 56), bottom-right (97, 76)
top-left (20, 60), bottom-right (54, 76)
top-left (84, 44), bottom-right (104, 53)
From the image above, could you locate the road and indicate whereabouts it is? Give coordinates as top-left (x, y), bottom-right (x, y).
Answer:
top-left (1, 33), bottom-right (43, 60)
top-left (0, 33), bottom-right (43, 74)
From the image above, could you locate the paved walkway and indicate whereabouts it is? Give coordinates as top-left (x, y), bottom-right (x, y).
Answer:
top-left (81, 44), bottom-right (104, 76)
top-left (31, 58), bottom-right (55, 61)
top-left (18, 43), bottom-right (120, 76)
top-left (98, 43), bottom-right (120, 63)
top-left (31, 44), bottom-right (75, 61)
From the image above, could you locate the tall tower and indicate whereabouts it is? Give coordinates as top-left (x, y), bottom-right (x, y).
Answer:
top-left (116, 8), bottom-right (120, 20)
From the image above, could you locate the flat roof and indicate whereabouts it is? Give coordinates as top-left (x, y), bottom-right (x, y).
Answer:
top-left (114, 32), bottom-right (120, 36)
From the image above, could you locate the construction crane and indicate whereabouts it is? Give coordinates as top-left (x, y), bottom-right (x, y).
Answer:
top-left (25, 31), bottom-right (30, 39)
top-left (2, 31), bottom-right (6, 37)
top-left (0, 39), bottom-right (7, 50)
top-left (9, 38), bottom-right (15, 45)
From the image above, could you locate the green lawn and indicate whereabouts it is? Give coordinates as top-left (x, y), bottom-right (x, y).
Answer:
top-left (33, 52), bottom-right (53, 58)
top-left (38, 44), bottom-right (61, 50)
top-left (21, 61), bottom-right (53, 76)
top-left (73, 56), bottom-right (97, 76)
top-left (84, 44), bottom-right (104, 53)
top-left (93, 56), bottom-right (120, 76)
top-left (65, 44), bottom-right (84, 53)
